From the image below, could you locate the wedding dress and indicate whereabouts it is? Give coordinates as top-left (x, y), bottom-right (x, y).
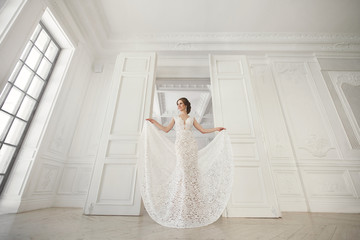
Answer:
top-left (138, 116), bottom-right (233, 228)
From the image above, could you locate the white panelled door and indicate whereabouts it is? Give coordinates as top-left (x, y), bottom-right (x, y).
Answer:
top-left (209, 55), bottom-right (280, 217)
top-left (84, 53), bottom-right (156, 215)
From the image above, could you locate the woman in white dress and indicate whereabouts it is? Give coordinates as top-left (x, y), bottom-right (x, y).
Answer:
top-left (139, 97), bottom-right (233, 228)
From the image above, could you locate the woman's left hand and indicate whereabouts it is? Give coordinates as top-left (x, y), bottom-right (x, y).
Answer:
top-left (217, 127), bottom-right (226, 132)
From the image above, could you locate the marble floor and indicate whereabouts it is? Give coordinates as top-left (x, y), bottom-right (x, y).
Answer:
top-left (0, 208), bottom-right (359, 240)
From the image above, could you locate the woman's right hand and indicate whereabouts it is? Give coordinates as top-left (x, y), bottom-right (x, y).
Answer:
top-left (146, 118), bottom-right (155, 124)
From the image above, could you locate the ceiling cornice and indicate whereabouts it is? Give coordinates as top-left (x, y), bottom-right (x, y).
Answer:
top-left (108, 32), bottom-right (360, 44)
top-left (97, 33), bottom-right (360, 55)
top-left (156, 78), bottom-right (210, 92)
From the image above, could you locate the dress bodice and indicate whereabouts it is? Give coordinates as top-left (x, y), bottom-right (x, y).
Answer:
top-left (174, 116), bottom-right (194, 132)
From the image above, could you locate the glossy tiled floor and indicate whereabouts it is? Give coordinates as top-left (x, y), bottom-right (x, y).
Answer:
top-left (0, 208), bottom-right (359, 240)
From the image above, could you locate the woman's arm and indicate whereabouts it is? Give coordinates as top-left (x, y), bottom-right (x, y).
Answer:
top-left (146, 118), bottom-right (175, 133)
top-left (193, 118), bottom-right (226, 134)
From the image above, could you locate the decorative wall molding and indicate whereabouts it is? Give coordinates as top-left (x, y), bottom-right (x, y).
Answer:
top-left (321, 42), bottom-right (356, 51)
top-left (299, 134), bottom-right (334, 158)
top-left (273, 170), bottom-right (303, 196)
top-left (272, 59), bottom-right (340, 160)
top-left (57, 165), bottom-right (92, 195)
top-left (249, 62), bottom-right (293, 160)
top-left (274, 62), bottom-right (307, 83)
top-left (156, 82), bottom-right (211, 91)
top-left (173, 42), bottom-right (192, 50)
top-left (34, 163), bottom-right (61, 194)
top-left (330, 71), bottom-right (360, 147)
top-left (336, 72), bottom-right (360, 86)
top-left (250, 64), bottom-right (267, 78)
top-left (303, 170), bottom-right (356, 198)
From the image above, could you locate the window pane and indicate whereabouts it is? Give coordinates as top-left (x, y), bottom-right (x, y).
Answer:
top-left (30, 25), bottom-right (41, 42)
top-left (4, 119), bottom-right (26, 146)
top-left (25, 46), bottom-right (42, 71)
top-left (35, 30), bottom-right (50, 52)
top-left (45, 42), bottom-right (59, 62)
top-left (0, 111), bottom-right (12, 142)
top-left (27, 76), bottom-right (44, 99)
top-left (2, 87), bottom-right (24, 114)
top-left (20, 42), bottom-right (33, 61)
top-left (38, 58), bottom-right (51, 79)
top-left (17, 96), bottom-right (36, 121)
top-left (14, 65), bottom-right (34, 91)
top-left (0, 145), bottom-right (16, 174)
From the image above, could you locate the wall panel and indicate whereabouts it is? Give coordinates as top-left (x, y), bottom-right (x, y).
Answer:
top-left (84, 53), bottom-right (156, 215)
top-left (210, 55), bottom-right (280, 217)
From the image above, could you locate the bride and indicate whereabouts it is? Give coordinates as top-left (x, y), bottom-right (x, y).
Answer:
top-left (139, 97), bottom-right (233, 228)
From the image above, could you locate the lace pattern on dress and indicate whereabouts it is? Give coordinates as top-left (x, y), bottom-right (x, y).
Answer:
top-left (138, 116), bottom-right (233, 228)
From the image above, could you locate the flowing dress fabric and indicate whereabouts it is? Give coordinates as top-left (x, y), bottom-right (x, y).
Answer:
top-left (138, 117), bottom-right (233, 228)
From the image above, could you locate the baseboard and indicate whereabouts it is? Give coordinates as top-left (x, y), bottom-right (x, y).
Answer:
top-left (278, 201), bottom-right (308, 212)
top-left (0, 197), bottom-right (21, 215)
top-left (309, 201), bottom-right (360, 213)
top-left (53, 195), bottom-right (86, 208)
top-left (18, 196), bottom-right (54, 213)
top-left (4, 195), bottom-right (86, 214)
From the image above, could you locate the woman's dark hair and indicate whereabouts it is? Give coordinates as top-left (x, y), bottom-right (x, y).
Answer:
top-left (177, 97), bottom-right (191, 114)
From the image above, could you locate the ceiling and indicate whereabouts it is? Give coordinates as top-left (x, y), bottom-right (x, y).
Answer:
top-left (63, 0), bottom-right (360, 54)
top-left (95, 0), bottom-right (360, 35)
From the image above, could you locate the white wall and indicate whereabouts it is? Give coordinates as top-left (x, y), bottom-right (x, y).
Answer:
top-left (0, 0), bottom-right (95, 213)
top-left (54, 61), bottom-right (115, 208)
top-left (249, 55), bottom-right (360, 212)
top-left (72, 54), bottom-right (360, 214)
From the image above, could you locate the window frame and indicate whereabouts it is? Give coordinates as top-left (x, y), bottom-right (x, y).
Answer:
top-left (0, 21), bottom-right (61, 195)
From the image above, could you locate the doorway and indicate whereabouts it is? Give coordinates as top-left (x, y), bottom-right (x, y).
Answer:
top-left (154, 55), bottom-right (215, 148)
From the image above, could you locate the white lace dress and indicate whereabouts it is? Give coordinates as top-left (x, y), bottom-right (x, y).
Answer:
top-left (138, 116), bottom-right (233, 228)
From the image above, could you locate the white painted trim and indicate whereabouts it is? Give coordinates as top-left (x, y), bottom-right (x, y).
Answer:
top-left (18, 196), bottom-right (54, 213)
top-left (108, 32), bottom-right (360, 43)
top-left (279, 202), bottom-right (309, 212)
top-left (53, 196), bottom-right (87, 208)
top-left (308, 202), bottom-right (360, 213)
top-left (0, 0), bottom-right (27, 43)
top-left (0, 197), bottom-right (22, 215)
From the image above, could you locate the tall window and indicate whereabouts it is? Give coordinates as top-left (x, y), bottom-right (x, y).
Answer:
top-left (0, 22), bottom-right (60, 195)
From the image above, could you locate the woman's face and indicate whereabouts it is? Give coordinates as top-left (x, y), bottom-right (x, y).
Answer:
top-left (177, 100), bottom-right (186, 112)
